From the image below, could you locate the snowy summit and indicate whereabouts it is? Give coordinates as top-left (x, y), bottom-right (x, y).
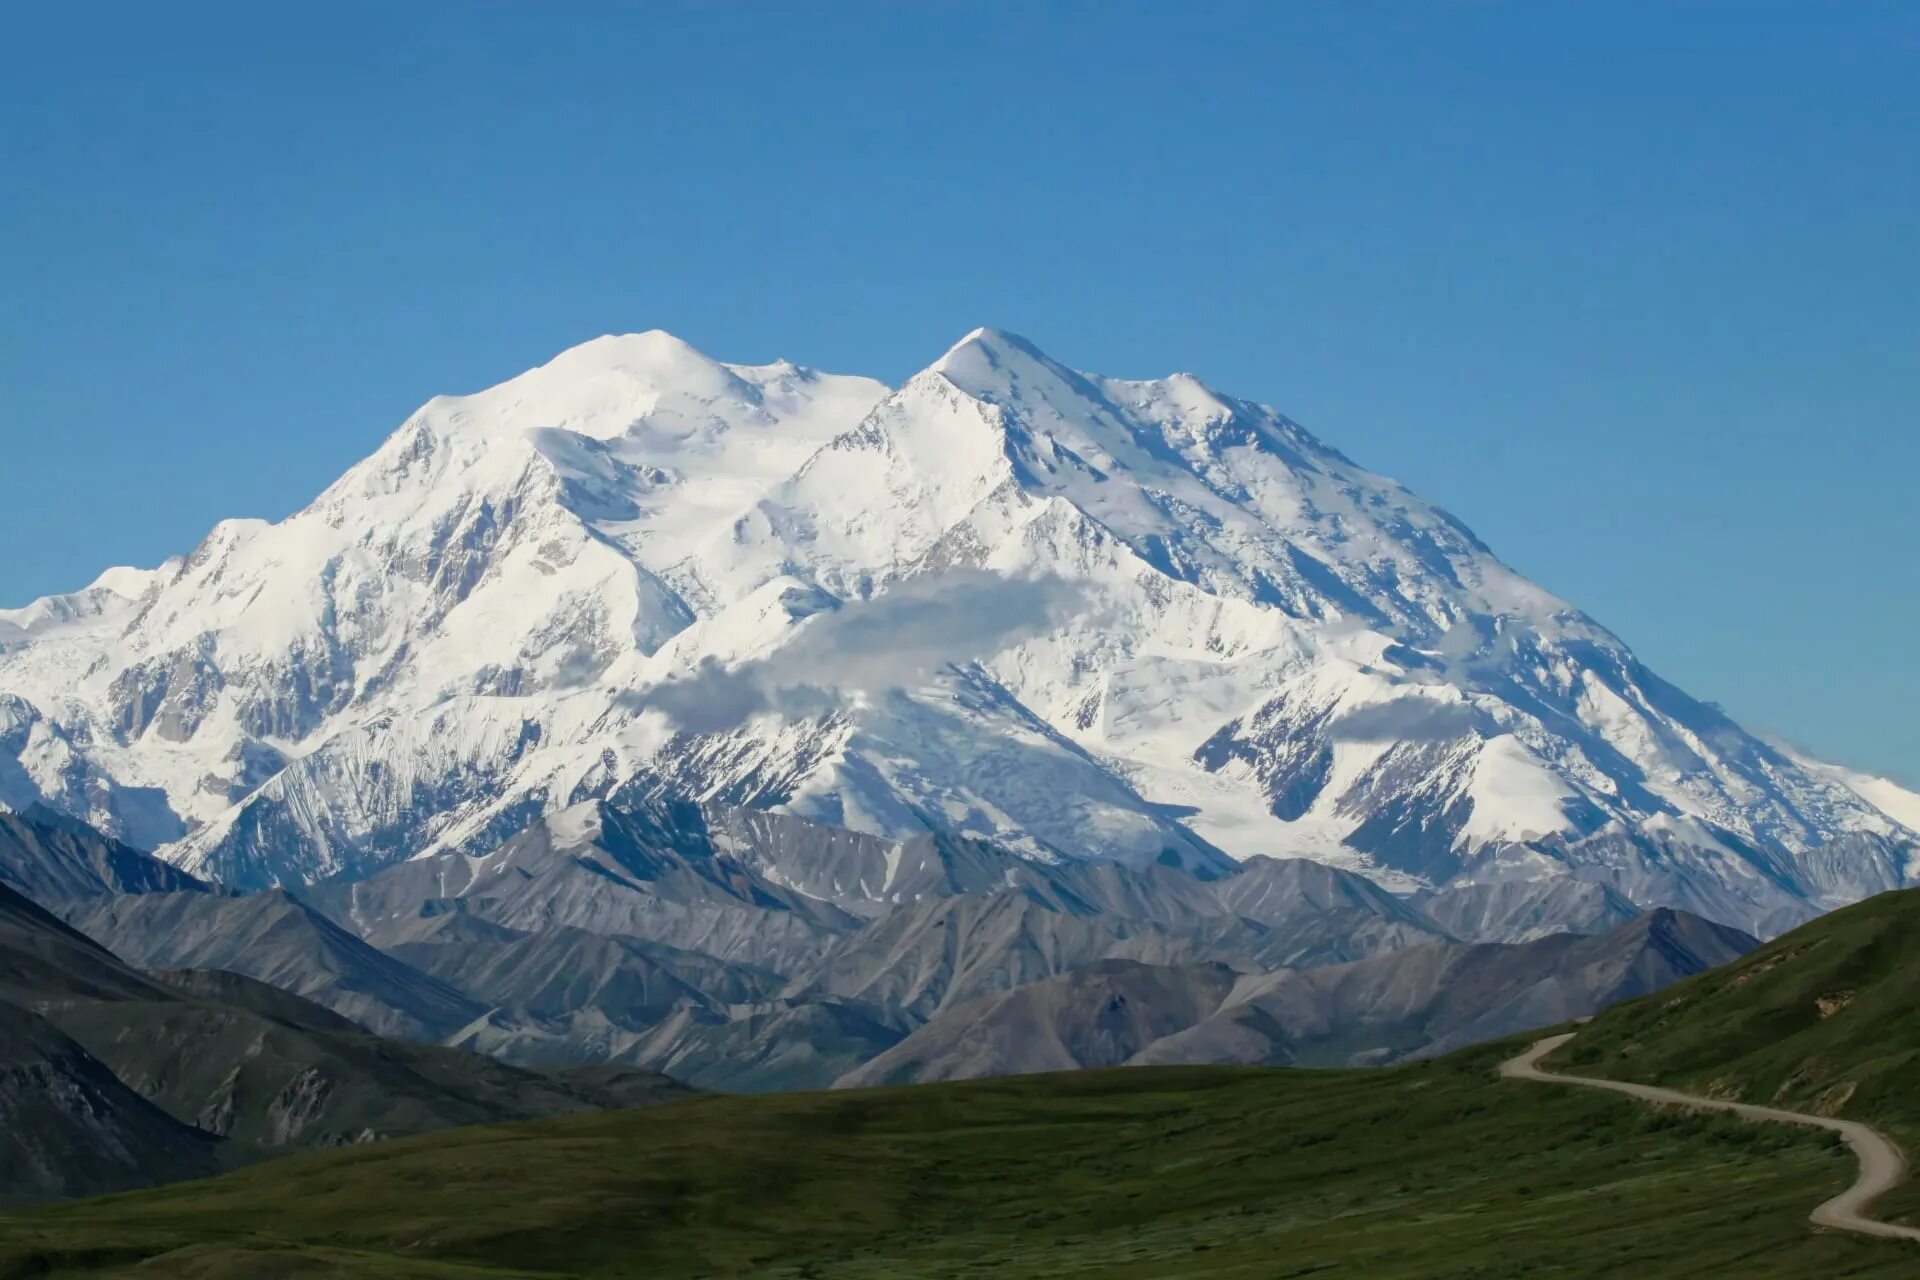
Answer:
top-left (0, 328), bottom-right (1914, 935)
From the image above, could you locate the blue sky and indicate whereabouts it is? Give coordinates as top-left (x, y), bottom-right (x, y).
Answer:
top-left (2, 2), bottom-right (1915, 783)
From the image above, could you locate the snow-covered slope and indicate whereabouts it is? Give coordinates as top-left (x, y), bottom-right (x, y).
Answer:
top-left (1, 328), bottom-right (1914, 933)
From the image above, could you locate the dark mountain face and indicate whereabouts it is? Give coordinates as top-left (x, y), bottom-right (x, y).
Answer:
top-left (53, 798), bottom-right (1744, 1096)
top-left (0, 879), bottom-right (169, 1006)
top-left (63, 890), bottom-right (486, 1041)
top-left (841, 960), bottom-right (1244, 1087)
top-left (0, 809), bottom-right (208, 908)
top-left (263, 802), bottom-right (1485, 1090)
top-left (46, 973), bottom-right (690, 1151)
top-left (0, 999), bottom-right (219, 1207)
top-left (0, 879), bottom-right (691, 1206)
top-left (1138, 907), bottom-right (1756, 1070)
top-left (787, 890), bottom-right (1259, 1022)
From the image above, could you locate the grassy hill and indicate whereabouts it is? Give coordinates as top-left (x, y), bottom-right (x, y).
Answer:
top-left (2, 1039), bottom-right (1913, 1280)
top-left (1555, 883), bottom-right (1920, 1223)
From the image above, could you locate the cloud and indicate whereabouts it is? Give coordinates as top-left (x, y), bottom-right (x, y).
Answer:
top-left (545, 643), bottom-right (611, 690)
top-left (636, 667), bottom-right (838, 736)
top-left (1327, 697), bottom-right (1477, 744)
top-left (625, 570), bottom-right (1093, 734)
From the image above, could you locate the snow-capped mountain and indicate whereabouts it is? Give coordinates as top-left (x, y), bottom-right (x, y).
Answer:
top-left (2, 328), bottom-right (1914, 934)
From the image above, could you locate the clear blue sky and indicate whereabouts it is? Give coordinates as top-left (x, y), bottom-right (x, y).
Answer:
top-left (3, 2), bottom-right (1915, 783)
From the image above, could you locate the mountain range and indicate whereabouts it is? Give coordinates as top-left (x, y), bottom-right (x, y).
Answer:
top-left (2, 329), bottom-right (1916, 936)
top-left (0, 801), bottom-right (1755, 1101)
top-left (0, 857), bottom-right (688, 1206)
top-left (842, 907), bottom-right (1753, 1085)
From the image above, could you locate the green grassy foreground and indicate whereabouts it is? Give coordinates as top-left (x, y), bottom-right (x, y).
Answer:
top-left (2, 1040), bottom-right (1913, 1279)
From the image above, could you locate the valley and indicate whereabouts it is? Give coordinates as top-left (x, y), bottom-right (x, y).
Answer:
top-left (1, 1038), bottom-right (1909, 1279)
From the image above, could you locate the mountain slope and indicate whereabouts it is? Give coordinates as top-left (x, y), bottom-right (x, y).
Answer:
top-left (529, 995), bottom-right (909, 1092)
top-left (1560, 885), bottom-right (1920, 1142)
top-left (0, 881), bottom-right (170, 1006)
top-left (2, 329), bottom-right (1913, 930)
top-left (843, 909), bottom-right (1754, 1085)
top-left (0, 879), bottom-right (691, 1204)
top-left (45, 969), bottom-right (690, 1151)
top-left (0, 1001), bottom-right (220, 1208)
top-left (306, 799), bottom-right (859, 976)
top-left (838, 959), bottom-right (1242, 1086)
top-left (302, 801), bottom-right (1472, 1089)
top-left (1208, 855), bottom-right (1446, 961)
top-left (0, 810), bottom-right (209, 907)
top-left (1417, 877), bottom-right (1641, 943)
top-left (1142, 908), bottom-right (1756, 1068)
top-left (63, 890), bottom-right (485, 1041)
top-left (388, 923), bottom-right (859, 1086)
top-left (789, 890), bottom-right (1258, 1020)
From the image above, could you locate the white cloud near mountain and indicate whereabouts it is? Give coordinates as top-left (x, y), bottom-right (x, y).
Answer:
top-left (1327, 697), bottom-right (1477, 744)
top-left (630, 570), bottom-right (1093, 733)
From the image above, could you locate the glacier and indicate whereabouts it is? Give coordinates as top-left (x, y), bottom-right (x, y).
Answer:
top-left (1, 326), bottom-right (1913, 936)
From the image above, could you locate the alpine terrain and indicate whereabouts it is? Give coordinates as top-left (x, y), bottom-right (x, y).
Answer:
top-left (0, 800), bottom-right (1738, 1095)
top-left (2, 329), bottom-right (1914, 936)
top-left (0, 864), bottom-right (688, 1207)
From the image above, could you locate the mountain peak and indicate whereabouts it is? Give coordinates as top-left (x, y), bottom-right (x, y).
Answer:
top-left (537, 329), bottom-right (744, 391)
top-left (570, 328), bottom-right (708, 359)
top-left (4, 324), bottom-right (1916, 932)
top-left (930, 326), bottom-right (1059, 385)
top-left (926, 331), bottom-right (1233, 434)
top-left (943, 325), bottom-right (1035, 354)
top-left (919, 329), bottom-right (1120, 446)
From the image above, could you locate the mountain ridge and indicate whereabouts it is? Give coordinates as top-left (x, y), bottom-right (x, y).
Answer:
top-left (2, 800), bottom-right (1762, 1102)
top-left (0, 872), bottom-right (692, 1206)
top-left (1, 328), bottom-right (1913, 934)
top-left (838, 907), bottom-right (1756, 1086)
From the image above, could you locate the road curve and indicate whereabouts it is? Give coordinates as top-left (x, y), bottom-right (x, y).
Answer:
top-left (1501, 1032), bottom-right (1920, 1243)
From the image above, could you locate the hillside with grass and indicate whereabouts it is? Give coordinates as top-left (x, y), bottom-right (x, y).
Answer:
top-left (1559, 887), bottom-right (1920, 1121)
top-left (1555, 883), bottom-right (1920, 1222)
top-left (2, 1038), bottom-right (1913, 1280)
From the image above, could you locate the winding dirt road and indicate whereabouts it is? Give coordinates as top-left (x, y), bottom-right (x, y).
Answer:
top-left (1501, 1032), bottom-right (1920, 1243)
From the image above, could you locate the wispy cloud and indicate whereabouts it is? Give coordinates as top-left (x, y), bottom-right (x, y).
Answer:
top-left (625, 570), bottom-right (1092, 734)
top-left (1327, 696), bottom-right (1476, 743)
